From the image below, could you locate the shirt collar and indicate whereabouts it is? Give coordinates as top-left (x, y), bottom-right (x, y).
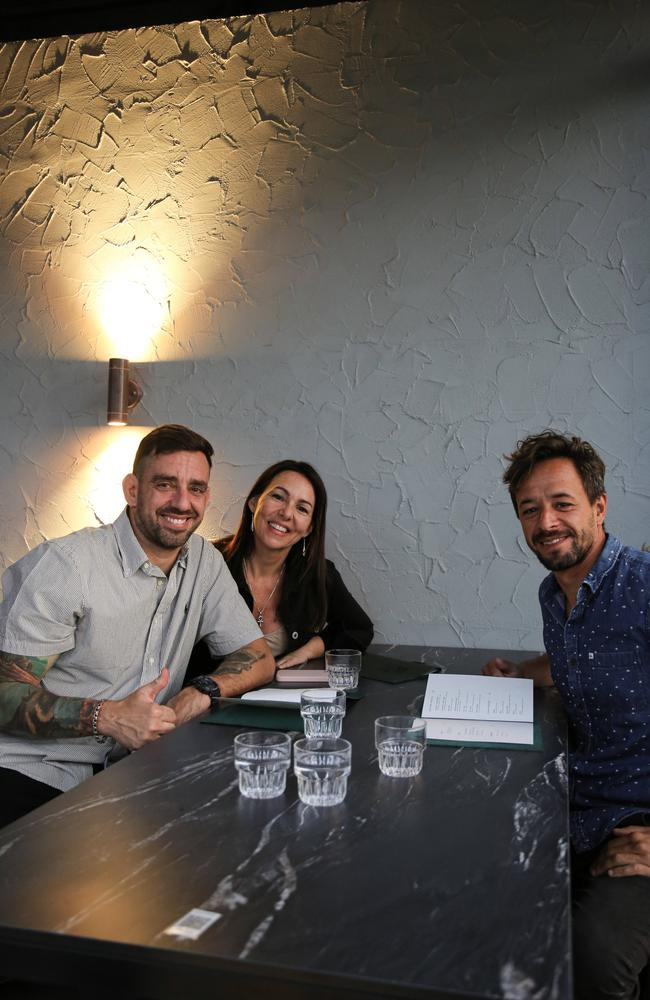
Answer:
top-left (112, 508), bottom-right (190, 577)
top-left (581, 533), bottom-right (621, 594)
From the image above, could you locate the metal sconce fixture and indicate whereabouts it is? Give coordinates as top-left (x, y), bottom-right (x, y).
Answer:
top-left (107, 358), bottom-right (143, 426)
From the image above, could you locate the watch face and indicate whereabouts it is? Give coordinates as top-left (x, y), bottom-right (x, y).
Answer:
top-left (193, 676), bottom-right (220, 700)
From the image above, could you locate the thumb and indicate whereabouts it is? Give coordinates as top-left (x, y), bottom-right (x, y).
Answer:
top-left (140, 666), bottom-right (169, 700)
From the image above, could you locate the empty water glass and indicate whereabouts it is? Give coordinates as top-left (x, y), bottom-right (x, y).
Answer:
top-left (300, 689), bottom-right (346, 737)
top-left (375, 716), bottom-right (426, 777)
top-left (294, 737), bottom-right (351, 806)
top-left (325, 649), bottom-right (361, 691)
top-left (234, 731), bottom-right (292, 798)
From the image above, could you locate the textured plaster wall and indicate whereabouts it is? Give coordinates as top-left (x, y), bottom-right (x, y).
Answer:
top-left (0, 0), bottom-right (648, 648)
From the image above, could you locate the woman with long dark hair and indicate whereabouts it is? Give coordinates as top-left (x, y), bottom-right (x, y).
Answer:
top-left (187, 460), bottom-right (373, 675)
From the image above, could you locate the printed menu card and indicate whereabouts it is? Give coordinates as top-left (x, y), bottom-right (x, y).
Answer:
top-left (422, 673), bottom-right (534, 745)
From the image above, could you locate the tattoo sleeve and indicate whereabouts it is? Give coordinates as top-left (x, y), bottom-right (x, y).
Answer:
top-left (214, 647), bottom-right (265, 677)
top-left (0, 650), bottom-right (95, 739)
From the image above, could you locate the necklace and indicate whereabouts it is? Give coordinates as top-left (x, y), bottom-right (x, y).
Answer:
top-left (243, 560), bottom-right (284, 627)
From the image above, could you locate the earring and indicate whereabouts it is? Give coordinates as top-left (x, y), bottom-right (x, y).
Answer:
top-left (251, 514), bottom-right (255, 534)
top-left (302, 537), bottom-right (306, 557)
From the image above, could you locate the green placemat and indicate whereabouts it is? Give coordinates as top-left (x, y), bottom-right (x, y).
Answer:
top-left (427, 721), bottom-right (543, 752)
top-left (268, 683), bottom-right (363, 701)
top-left (202, 705), bottom-right (304, 732)
top-left (361, 652), bottom-right (437, 684)
top-left (201, 690), bottom-right (362, 732)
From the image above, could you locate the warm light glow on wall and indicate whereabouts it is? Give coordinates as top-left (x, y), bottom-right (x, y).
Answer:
top-left (85, 428), bottom-right (146, 524)
top-left (97, 251), bottom-right (168, 360)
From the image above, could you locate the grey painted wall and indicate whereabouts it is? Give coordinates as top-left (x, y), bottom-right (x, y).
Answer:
top-left (0, 0), bottom-right (648, 648)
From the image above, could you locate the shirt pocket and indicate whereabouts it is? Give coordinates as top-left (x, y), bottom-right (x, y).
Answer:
top-left (587, 650), bottom-right (649, 711)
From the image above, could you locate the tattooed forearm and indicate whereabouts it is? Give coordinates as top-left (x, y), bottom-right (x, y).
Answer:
top-left (0, 651), bottom-right (50, 685)
top-left (214, 648), bottom-right (265, 677)
top-left (15, 690), bottom-right (95, 738)
top-left (0, 650), bottom-right (96, 739)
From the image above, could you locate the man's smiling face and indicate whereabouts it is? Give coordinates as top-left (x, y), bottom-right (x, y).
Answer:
top-left (514, 457), bottom-right (606, 574)
top-left (123, 450), bottom-right (211, 560)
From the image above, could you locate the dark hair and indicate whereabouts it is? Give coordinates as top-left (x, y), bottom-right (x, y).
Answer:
top-left (503, 429), bottom-right (606, 512)
top-left (133, 424), bottom-right (214, 477)
top-left (219, 460), bottom-right (328, 630)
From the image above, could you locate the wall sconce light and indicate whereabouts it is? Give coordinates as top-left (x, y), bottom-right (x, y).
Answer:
top-left (107, 358), bottom-right (143, 426)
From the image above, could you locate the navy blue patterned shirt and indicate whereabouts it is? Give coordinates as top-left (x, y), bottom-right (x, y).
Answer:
top-left (539, 534), bottom-right (650, 853)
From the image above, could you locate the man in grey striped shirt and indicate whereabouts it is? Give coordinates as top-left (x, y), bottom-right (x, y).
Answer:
top-left (0, 424), bottom-right (275, 827)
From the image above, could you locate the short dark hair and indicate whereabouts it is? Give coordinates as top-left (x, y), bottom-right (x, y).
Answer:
top-left (503, 429), bottom-right (606, 513)
top-left (132, 424), bottom-right (214, 477)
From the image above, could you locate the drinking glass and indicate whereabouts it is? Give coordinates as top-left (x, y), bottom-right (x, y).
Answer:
top-left (325, 649), bottom-right (361, 691)
top-left (375, 716), bottom-right (426, 777)
top-left (233, 731), bottom-right (292, 798)
top-left (294, 737), bottom-right (351, 806)
top-left (300, 689), bottom-right (346, 737)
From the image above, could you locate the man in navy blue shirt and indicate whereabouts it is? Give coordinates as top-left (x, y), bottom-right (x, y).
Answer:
top-left (483, 430), bottom-right (650, 1000)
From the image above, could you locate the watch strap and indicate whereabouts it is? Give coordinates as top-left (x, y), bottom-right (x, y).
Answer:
top-left (190, 675), bottom-right (222, 711)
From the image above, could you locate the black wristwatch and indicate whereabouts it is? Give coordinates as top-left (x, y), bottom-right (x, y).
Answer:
top-left (190, 675), bottom-right (222, 711)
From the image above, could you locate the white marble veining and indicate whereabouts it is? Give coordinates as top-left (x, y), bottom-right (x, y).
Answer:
top-left (0, 648), bottom-right (570, 999)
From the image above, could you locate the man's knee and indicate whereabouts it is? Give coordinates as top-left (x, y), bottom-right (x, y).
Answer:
top-left (574, 914), bottom-right (638, 999)
top-left (573, 877), bottom-right (650, 1000)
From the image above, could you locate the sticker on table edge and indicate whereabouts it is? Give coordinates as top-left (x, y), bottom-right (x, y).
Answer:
top-left (164, 907), bottom-right (222, 939)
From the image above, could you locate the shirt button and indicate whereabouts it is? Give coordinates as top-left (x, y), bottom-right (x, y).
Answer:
top-left (292, 631), bottom-right (299, 640)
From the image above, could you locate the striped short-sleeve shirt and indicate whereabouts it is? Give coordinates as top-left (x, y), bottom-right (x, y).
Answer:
top-left (0, 509), bottom-right (262, 791)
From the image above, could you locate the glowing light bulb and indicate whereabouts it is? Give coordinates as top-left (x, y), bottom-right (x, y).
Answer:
top-left (97, 251), bottom-right (167, 359)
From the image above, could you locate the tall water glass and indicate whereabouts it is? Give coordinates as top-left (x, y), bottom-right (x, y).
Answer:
top-left (294, 737), bottom-right (351, 806)
top-left (300, 689), bottom-right (346, 737)
top-left (234, 731), bottom-right (291, 798)
top-left (375, 716), bottom-right (426, 777)
top-left (325, 649), bottom-right (361, 691)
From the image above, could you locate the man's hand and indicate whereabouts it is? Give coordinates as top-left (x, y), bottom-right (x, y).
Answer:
top-left (167, 638), bottom-right (277, 730)
top-left (99, 668), bottom-right (176, 750)
top-left (590, 827), bottom-right (650, 879)
top-left (166, 686), bottom-right (210, 726)
top-left (482, 657), bottom-right (522, 678)
top-left (482, 653), bottom-right (554, 688)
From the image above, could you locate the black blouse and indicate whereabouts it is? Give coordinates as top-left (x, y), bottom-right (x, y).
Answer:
top-left (184, 558), bottom-right (373, 681)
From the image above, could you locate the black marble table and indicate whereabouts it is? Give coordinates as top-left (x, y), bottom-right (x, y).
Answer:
top-left (0, 646), bottom-right (570, 1000)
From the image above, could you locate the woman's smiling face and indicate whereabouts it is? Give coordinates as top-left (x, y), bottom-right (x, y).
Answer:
top-left (249, 471), bottom-right (315, 554)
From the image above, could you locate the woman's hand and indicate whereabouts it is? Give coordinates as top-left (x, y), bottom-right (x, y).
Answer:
top-left (276, 636), bottom-right (325, 669)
